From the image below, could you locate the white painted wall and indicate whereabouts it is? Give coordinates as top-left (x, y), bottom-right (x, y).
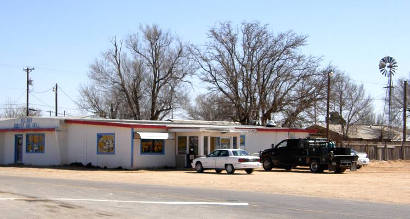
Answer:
top-left (132, 128), bottom-right (175, 168)
top-left (66, 124), bottom-right (132, 169)
top-left (22, 132), bottom-right (62, 166)
top-left (1, 132), bottom-right (14, 164)
top-left (0, 131), bottom-right (61, 165)
top-left (132, 138), bottom-right (176, 168)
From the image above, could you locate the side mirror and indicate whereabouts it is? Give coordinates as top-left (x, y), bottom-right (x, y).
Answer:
top-left (271, 144), bottom-right (275, 148)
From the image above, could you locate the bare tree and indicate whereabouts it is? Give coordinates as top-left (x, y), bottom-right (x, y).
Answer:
top-left (187, 93), bottom-right (234, 121)
top-left (1, 101), bottom-right (41, 118)
top-left (330, 71), bottom-right (373, 138)
top-left (128, 25), bottom-right (195, 120)
top-left (281, 68), bottom-right (328, 127)
top-left (79, 25), bottom-right (195, 120)
top-left (191, 22), bottom-right (321, 125)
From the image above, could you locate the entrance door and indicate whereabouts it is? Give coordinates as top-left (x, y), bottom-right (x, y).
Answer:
top-left (14, 134), bottom-right (23, 163)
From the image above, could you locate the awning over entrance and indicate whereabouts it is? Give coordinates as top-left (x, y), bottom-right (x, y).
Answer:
top-left (136, 132), bottom-right (170, 139)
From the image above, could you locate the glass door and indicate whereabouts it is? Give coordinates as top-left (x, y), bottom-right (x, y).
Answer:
top-left (14, 134), bottom-right (23, 163)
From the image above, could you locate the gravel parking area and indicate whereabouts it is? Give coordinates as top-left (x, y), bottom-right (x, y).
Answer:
top-left (1, 161), bottom-right (409, 205)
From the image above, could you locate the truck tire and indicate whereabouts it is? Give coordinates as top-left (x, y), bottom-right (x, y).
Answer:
top-left (263, 159), bottom-right (273, 171)
top-left (335, 167), bottom-right (346, 174)
top-left (195, 162), bottom-right (204, 173)
top-left (225, 164), bottom-right (235, 174)
top-left (310, 161), bottom-right (323, 173)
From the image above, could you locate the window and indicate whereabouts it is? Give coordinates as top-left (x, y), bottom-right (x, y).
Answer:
top-left (208, 150), bottom-right (220, 157)
top-left (189, 136), bottom-right (198, 155)
top-left (97, 133), bottom-right (115, 154)
top-left (232, 150), bottom-right (249, 156)
top-left (233, 137), bottom-right (238, 149)
top-left (240, 135), bottom-right (246, 147)
top-left (210, 137), bottom-right (220, 152)
top-left (178, 136), bottom-right (187, 154)
top-left (220, 138), bottom-right (230, 149)
top-left (276, 140), bottom-right (287, 149)
top-left (26, 133), bottom-right (45, 153)
top-left (204, 136), bottom-right (209, 155)
top-left (219, 150), bottom-right (229, 157)
top-left (141, 139), bottom-right (164, 154)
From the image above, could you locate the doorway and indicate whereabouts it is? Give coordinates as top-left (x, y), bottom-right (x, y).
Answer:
top-left (14, 134), bottom-right (23, 163)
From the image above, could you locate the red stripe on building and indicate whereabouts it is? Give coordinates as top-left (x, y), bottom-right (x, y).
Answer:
top-left (0, 128), bottom-right (56, 133)
top-left (236, 127), bottom-right (316, 133)
top-left (65, 119), bottom-right (168, 129)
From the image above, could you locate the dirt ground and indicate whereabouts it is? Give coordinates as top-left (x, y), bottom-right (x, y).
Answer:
top-left (1, 161), bottom-right (409, 205)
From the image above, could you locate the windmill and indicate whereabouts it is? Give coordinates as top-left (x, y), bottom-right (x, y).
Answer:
top-left (379, 56), bottom-right (397, 140)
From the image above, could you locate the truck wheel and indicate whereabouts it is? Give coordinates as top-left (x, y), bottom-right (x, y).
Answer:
top-left (263, 160), bottom-right (273, 171)
top-left (310, 161), bottom-right (322, 173)
top-left (357, 165), bottom-right (362, 169)
top-left (195, 162), bottom-right (204, 173)
top-left (225, 164), bottom-right (235, 174)
top-left (335, 167), bottom-right (346, 174)
top-left (245, 169), bottom-right (254, 174)
top-left (215, 169), bottom-right (222, 173)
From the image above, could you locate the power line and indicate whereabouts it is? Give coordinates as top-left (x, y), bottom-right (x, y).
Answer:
top-left (31, 87), bottom-right (53, 94)
top-left (58, 85), bottom-right (80, 106)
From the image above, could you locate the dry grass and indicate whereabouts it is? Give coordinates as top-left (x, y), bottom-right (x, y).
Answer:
top-left (1, 160), bottom-right (409, 205)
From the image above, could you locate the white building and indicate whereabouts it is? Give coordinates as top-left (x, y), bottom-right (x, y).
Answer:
top-left (0, 117), bottom-right (312, 169)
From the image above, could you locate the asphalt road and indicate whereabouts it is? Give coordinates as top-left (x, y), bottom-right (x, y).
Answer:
top-left (0, 175), bottom-right (409, 219)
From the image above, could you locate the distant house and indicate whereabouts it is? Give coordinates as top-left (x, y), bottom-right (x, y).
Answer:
top-left (308, 124), bottom-right (409, 142)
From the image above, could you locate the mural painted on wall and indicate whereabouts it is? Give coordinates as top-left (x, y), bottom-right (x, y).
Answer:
top-left (97, 133), bottom-right (115, 154)
top-left (26, 133), bottom-right (45, 153)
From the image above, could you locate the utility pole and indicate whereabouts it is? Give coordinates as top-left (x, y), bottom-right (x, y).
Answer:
top-left (326, 71), bottom-right (333, 140)
top-left (54, 83), bottom-right (58, 116)
top-left (403, 81), bottom-right (407, 160)
top-left (23, 67), bottom-right (35, 116)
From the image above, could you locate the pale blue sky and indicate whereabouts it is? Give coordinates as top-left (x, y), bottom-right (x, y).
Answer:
top-left (1, 0), bottom-right (409, 118)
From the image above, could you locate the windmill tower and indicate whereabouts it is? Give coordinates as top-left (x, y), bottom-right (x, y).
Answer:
top-left (379, 56), bottom-right (397, 140)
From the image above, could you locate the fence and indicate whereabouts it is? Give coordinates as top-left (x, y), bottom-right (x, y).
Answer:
top-left (339, 141), bottom-right (410, 160)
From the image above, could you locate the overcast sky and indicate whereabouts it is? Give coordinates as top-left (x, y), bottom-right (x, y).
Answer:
top-left (1, 0), bottom-right (409, 119)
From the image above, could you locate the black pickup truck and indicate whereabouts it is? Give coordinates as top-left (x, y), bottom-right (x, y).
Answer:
top-left (259, 138), bottom-right (358, 173)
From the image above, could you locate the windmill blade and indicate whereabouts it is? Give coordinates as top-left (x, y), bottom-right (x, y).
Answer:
top-left (379, 61), bottom-right (386, 69)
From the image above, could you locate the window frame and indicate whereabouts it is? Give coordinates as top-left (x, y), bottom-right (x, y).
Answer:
top-left (25, 133), bottom-right (45, 153)
top-left (97, 133), bottom-right (116, 155)
top-left (141, 139), bottom-right (165, 155)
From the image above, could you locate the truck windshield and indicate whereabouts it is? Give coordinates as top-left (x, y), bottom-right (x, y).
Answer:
top-left (232, 150), bottom-right (249, 156)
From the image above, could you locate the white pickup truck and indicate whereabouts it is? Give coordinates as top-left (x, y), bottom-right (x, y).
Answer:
top-left (191, 149), bottom-right (261, 174)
